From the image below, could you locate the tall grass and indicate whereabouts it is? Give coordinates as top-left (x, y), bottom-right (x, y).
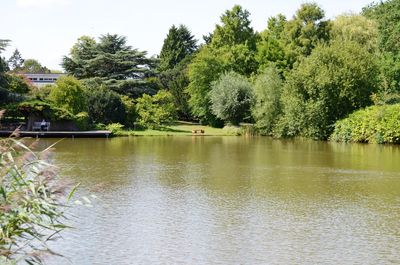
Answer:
top-left (0, 110), bottom-right (76, 264)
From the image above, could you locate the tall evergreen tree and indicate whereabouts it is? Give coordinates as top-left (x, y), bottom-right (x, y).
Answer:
top-left (7, 49), bottom-right (24, 72)
top-left (158, 25), bottom-right (197, 72)
top-left (62, 34), bottom-right (158, 97)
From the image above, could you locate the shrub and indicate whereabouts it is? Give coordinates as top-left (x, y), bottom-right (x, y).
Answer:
top-left (74, 111), bottom-right (90, 130)
top-left (48, 76), bottom-right (88, 115)
top-left (136, 90), bottom-right (176, 129)
top-left (331, 104), bottom-right (400, 144)
top-left (105, 123), bottom-right (124, 134)
top-left (86, 85), bottom-right (126, 125)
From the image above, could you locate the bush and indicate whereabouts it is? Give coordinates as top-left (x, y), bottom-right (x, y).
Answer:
top-left (331, 104), bottom-right (400, 144)
top-left (277, 40), bottom-right (379, 139)
top-left (74, 111), bottom-right (90, 130)
top-left (86, 85), bottom-right (126, 125)
top-left (48, 76), bottom-right (88, 115)
top-left (105, 123), bottom-right (124, 134)
top-left (136, 90), bottom-right (176, 129)
top-left (210, 71), bottom-right (253, 125)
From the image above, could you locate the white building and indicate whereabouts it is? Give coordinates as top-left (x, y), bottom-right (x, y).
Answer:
top-left (23, 73), bottom-right (65, 87)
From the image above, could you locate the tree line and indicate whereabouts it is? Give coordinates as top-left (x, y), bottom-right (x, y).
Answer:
top-left (1, 0), bottom-right (399, 141)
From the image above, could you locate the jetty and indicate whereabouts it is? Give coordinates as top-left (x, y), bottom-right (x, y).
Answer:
top-left (0, 130), bottom-right (112, 138)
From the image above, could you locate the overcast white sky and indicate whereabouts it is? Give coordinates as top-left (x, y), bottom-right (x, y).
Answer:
top-left (1, 0), bottom-right (373, 70)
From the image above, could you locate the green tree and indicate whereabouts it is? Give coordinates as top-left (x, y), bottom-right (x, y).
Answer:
top-left (187, 5), bottom-right (258, 125)
top-left (158, 25), bottom-right (197, 72)
top-left (0, 40), bottom-right (10, 105)
top-left (7, 74), bottom-right (31, 94)
top-left (331, 14), bottom-right (378, 52)
top-left (7, 49), bottom-right (24, 72)
top-left (18, 59), bottom-right (50, 74)
top-left (252, 66), bottom-right (283, 134)
top-left (363, 0), bottom-right (400, 54)
top-left (158, 25), bottom-right (197, 120)
top-left (281, 3), bottom-right (331, 67)
top-left (211, 5), bottom-right (257, 50)
top-left (48, 76), bottom-right (88, 115)
top-left (86, 85), bottom-right (126, 124)
top-left (256, 14), bottom-right (288, 72)
top-left (136, 90), bottom-right (176, 128)
top-left (210, 71), bottom-right (253, 125)
top-left (187, 47), bottom-right (226, 126)
top-left (363, 0), bottom-right (400, 95)
top-left (277, 40), bottom-right (379, 139)
top-left (62, 34), bottom-right (157, 97)
top-left (159, 56), bottom-right (192, 120)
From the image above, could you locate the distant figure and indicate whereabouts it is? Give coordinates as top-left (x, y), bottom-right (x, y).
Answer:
top-left (40, 119), bottom-right (47, 131)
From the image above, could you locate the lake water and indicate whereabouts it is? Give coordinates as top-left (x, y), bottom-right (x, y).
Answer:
top-left (42, 137), bottom-right (400, 265)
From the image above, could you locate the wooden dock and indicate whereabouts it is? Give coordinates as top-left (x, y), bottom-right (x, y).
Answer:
top-left (0, 130), bottom-right (112, 138)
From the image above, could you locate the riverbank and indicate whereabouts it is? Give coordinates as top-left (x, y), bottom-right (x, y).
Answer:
top-left (114, 124), bottom-right (245, 136)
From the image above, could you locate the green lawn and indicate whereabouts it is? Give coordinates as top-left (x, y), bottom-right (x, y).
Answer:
top-left (116, 123), bottom-right (242, 136)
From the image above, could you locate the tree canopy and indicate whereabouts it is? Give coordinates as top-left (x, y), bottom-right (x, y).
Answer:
top-left (62, 34), bottom-right (157, 97)
top-left (158, 25), bottom-right (197, 72)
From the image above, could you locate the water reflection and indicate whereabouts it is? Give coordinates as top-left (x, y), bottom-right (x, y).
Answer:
top-left (40, 137), bottom-right (400, 264)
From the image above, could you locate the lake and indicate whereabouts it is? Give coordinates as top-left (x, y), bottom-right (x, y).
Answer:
top-left (43, 137), bottom-right (400, 264)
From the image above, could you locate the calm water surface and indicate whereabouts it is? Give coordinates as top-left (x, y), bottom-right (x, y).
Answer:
top-left (41, 137), bottom-right (400, 265)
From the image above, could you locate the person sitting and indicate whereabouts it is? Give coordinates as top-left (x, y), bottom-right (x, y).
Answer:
top-left (40, 119), bottom-right (47, 131)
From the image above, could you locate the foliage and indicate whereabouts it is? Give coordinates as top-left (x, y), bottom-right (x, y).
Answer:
top-left (277, 40), bottom-right (379, 139)
top-left (86, 85), bottom-right (126, 124)
top-left (210, 71), bottom-right (253, 125)
top-left (256, 14), bottom-right (288, 72)
top-left (331, 14), bottom-right (378, 52)
top-left (105, 123), bottom-right (124, 134)
top-left (62, 34), bottom-right (157, 97)
top-left (29, 84), bottom-right (52, 101)
top-left (281, 3), bottom-right (331, 68)
top-left (0, 127), bottom-right (74, 263)
top-left (120, 95), bottom-right (136, 128)
top-left (17, 59), bottom-right (50, 74)
top-left (159, 56), bottom-right (192, 120)
top-left (18, 100), bottom-right (75, 121)
top-left (7, 74), bottom-right (31, 94)
top-left (158, 25), bottom-right (197, 72)
top-left (7, 49), bottom-right (24, 72)
top-left (0, 40), bottom-right (10, 105)
top-left (363, 0), bottom-right (400, 54)
top-left (48, 76), bottom-right (88, 115)
top-left (331, 104), bottom-right (400, 144)
top-left (252, 66), bottom-right (283, 134)
top-left (187, 5), bottom-right (258, 126)
top-left (73, 112), bottom-right (90, 130)
top-left (363, 0), bottom-right (400, 95)
top-left (376, 52), bottom-right (400, 95)
top-left (187, 47), bottom-right (225, 126)
top-left (136, 90), bottom-right (176, 129)
top-left (210, 5), bottom-right (257, 50)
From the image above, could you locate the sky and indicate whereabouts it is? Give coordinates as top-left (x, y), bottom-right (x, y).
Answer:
top-left (1, 0), bottom-right (374, 70)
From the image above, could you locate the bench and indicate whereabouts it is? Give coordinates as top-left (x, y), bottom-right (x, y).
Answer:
top-left (32, 122), bottom-right (50, 131)
top-left (192, 129), bottom-right (205, 134)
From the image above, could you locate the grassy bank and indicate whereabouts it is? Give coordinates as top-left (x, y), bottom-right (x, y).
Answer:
top-left (114, 123), bottom-right (246, 136)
